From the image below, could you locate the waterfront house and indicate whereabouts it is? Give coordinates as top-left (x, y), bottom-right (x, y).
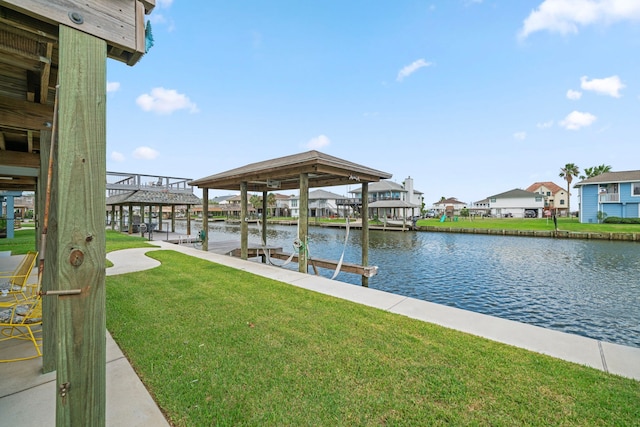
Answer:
top-left (525, 181), bottom-right (568, 216)
top-left (432, 197), bottom-right (468, 217)
top-left (573, 170), bottom-right (640, 223)
top-left (486, 189), bottom-right (545, 218)
top-left (349, 177), bottom-right (424, 219)
top-left (290, 189), bottom-right (345, 218)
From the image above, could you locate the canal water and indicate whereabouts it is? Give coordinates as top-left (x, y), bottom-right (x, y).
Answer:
top-left (188, 221), bottom-right (640, 348)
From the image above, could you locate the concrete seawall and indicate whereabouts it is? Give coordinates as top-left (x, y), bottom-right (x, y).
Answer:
top-left (416, 226), bottom-right (640, 242)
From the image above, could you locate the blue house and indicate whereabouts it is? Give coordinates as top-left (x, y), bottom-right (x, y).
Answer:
top-left (574, 170), bottom-right (640, 223)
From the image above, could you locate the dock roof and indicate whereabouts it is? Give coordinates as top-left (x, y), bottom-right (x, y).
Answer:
top-left (189, 150), bottom-right (392, 192)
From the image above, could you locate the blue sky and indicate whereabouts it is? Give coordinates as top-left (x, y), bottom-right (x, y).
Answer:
top-left (106, 0), bottom-right (640, 207)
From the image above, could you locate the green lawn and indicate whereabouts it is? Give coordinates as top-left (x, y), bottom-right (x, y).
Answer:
top-left (106, 250), bottom-right (640, 426)
top-left (0, 228), bottom-right (154, 256)
top-left (416, 216), bottom-right (640, 233)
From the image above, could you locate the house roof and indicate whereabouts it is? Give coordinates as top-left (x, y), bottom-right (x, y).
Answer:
top-left (526, 181), bottom-right (564, 194)
top-left (350, 180), bottom-right (406, 194)
top-left (290, 189), bottom-right (345, 200)
top-left (189, 150), bottom-right (392, 192)
top-left (489, 188), bottom-right (540, 199)
top-left (369, 200), bottom-right (420, 209)
top-left (106, 191), bottom-right (201, 206)
top-left (433, 197), bottom-right (466, 205)
top-left (574, 170), bottom-right (640, 187)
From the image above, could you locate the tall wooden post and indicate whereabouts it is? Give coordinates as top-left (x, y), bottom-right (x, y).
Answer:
top-left (119, 205), bottom-right (124, 231)
top-left (56, 25), bottom-right (107, 425)
top-left (202, 188), bottom-right (208, 251)
top-left (158, 204), bottom-right (163, 231)
top-left (186, 205), bottom-right (191, 235)
top-left (261, 191), bottom-right (267, 246)
top-left (127, 205), bottom-right (133, 234)
top-left (171, 205), bottom-right (175, 232)
top-left (299, 173), bottom-right (309, 273)
top-left (361, 183), bottom-right (369, 287)
top-left (40, 128), bottom-right (58, 373)
top-left (240, 182), bottom-right (248, 259)
top-left (110, 205), bottom-right (115, 230)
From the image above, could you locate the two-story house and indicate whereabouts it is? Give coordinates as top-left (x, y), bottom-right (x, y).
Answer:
top-left (573, 170), bottom-right (640, 223)
top-left (349, 177), bottom-right (423, 219)
top-left (290, 189), bottom-right (345, 218)
top-left (486, 189), bottom-right (545, 218)
top-left (525, 182), bottom-right (568, 216)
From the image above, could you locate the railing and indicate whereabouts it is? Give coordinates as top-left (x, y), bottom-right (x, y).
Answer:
top-left (106, 171), bottom-right (195, 196)
top-left (599, 193), bottom-right (620, 203)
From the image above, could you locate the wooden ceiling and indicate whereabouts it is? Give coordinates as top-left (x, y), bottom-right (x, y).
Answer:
top-left (0, 1), bottom-right (155, 192)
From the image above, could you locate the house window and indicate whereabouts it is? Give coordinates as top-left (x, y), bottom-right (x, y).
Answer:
top-left (490, 198), bottom-right (496, 203)
top-left (535, 196), bottom-right (542, 202)
top-left (633, 182), bottom-right (640, 196)
top-left (546, 191), bottom-right (551, 196)
top-left (560, 199), bottom-right (565, 205)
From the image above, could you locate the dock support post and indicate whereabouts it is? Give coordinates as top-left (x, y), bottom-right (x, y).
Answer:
top-left (299, 173), bottom-right (309, 273)
top-left (202, 188), bottom-right (208, 251)
top-left (40, 128), bottom-right (57, 374)
top-left (240, 182), bottom-right (248, 260)
top-left (362, 182), bottom-right (369, 287)
top-left (262, 191), bottom-right (268, 246)
top-left (128, 205), bottom-right (133, 234)
top-left (56, 24), bottom-right (107, 425)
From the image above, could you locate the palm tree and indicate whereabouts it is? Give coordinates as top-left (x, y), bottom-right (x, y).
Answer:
top-left (559, 163), bottom-right (580, 216)
top-left (580, 164), bottom-right (612, 180)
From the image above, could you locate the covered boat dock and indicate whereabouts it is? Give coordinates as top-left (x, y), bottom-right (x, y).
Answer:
top-left (189, 150), bottom-right (392, 286)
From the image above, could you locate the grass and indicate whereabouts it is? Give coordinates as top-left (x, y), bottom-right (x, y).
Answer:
top-left (106, 250), bottom-right (640, 426)
top-left (0, 228), bottom-right (154, 256)
top-left (416, 216), bottom-right (640, 233)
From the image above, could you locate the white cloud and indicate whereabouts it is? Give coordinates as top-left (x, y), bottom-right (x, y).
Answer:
top-left (111, 151), bottom-right (125, 162)
top-left (537, 120), bottom-right (554, 129)
top-left (566, 89), bottom-right (582, 100)
top-left (518, 0), bottom-right (640, 39)
top-left (580, 75), bottom-right (625, 97)
top-left (513, 131), bottom-right (527, 140)
top-left (560, 110), bottom-right (597, 130)
top-left (397, 59), bottom-right (432, 82)
top-left (306, 135), bottom-right (331, 150)
top-left (132, 146), bottom-right (160, 160)
top-left (136, 87), bottom-right (199, 115)
top-left (107, 82), bottom-right (120, 93)
top-left (157, 0), bottom-right (173, 7)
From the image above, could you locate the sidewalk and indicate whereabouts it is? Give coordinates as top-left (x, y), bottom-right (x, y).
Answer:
top-left (1, 241), bottom-right (639, 425)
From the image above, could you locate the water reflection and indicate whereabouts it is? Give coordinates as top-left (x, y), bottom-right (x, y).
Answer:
top-left (194, 221), bottom-right (640, 348)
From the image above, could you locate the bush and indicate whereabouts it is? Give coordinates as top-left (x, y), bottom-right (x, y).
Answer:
top-left (603, 217), bottom-right (640, 224)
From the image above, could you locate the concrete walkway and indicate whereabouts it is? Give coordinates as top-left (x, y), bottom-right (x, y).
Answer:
top-left (2, 241), bottom-right (639, 425)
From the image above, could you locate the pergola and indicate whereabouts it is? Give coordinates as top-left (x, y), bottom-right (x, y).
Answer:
top-left (189, 150), bottom-right (392, 286)
top-left (0, 1), bottom-right (154, 425)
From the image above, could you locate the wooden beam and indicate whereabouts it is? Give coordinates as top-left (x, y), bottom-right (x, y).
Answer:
top-left (361, 183), bottom-right (369, 287)
top-left (55, 25), bottom-right (106, 425)
top-left (299, 173), bottom-right (308, 273)
top-left (40, 128), bottom-right (57, 373)
top-left (202, 188), bottom-right (208, 252)
top-left (0, 96), bottom-right (53, 130)
top-left (0, 132), bottom-right (4, 150)
top-left (241, 182), bottom-right (248, 260)
top-left (40, 42), bottom-right (53, 103)
top-left (2, 0), bottom-right (144, 63)
top-left (0, 150), bottom-right (40, 168)
top-left (265, 252), bottom-right (379, 278)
